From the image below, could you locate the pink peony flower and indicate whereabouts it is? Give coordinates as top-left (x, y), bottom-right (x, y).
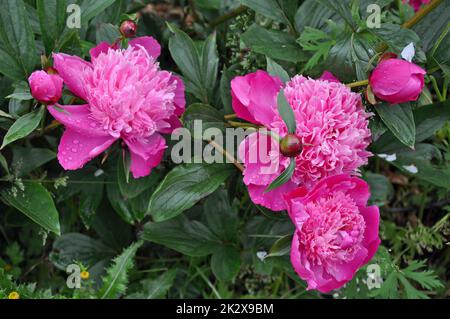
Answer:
top-left (48, 37), bottom-right (185, 178)
top-left (318, 71), bottom-right (340, 83)
top-left (402, 0), bottom-right (430, 12)
top-left (284, 174), bottom-right (381, 292)
top-left (232, 71), bottom-right (372, 211)
top-left (28, 70), bottom-right (63, 105)
top-left (369, 58), bottom-right (426, 104)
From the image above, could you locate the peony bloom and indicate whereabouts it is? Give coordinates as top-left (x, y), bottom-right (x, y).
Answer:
top-left (284, 174), bottom-right (381, 292)
top-left (232, 71), bottom-right (372, 211)
top-left (48, 37), bottom-right (185, 178)
top-left (28, 70), bottom-right (63, 105)
top-left (402, 0), bottom-right (430, 12)
top-left (369, 58), bottom-right (426, 104)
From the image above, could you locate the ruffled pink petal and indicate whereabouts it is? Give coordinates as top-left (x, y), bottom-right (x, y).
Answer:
top-left (53, 53), bottom-right (92, 101)
top-left (169, 75), bottom-right (186, 116)
top-left (57, 129), bottom-right (116, 170)
top-left (90, 42), bottom-right (112, 61)
top-left (327, 247), bottom-right (368, 283)
top-left (248, 71), bottom-right (282, 125)
top-left (129, 36), bottom-right (161, 59)
top-left (231, 76), bottom-right (258, 123)
top-left (290, 233), bottom-right (313, 283)
top-left (238, 132), bottom-right (287, 186)
top-left (48, 104), bottom-right (108, 137)
top-left (158, 115), bottom-right (182, 134)
top-left (318, 71), bottom-right (340, 83)
top-left (360, 205), bottom-right (381, 263)
top-left (231, 71), bottom-right (282, 126)
top-left (291, 233), bottom-right (341, 292)
top-left (247, 181), bottom-right (296, 211)
top-left (124, 134), bottom-right (167, 178)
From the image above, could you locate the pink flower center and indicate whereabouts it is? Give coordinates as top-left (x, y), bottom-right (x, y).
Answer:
top-left (299, 191), bottom-right (365, 265)
top-left (83, 46), bottom-right (177, 138)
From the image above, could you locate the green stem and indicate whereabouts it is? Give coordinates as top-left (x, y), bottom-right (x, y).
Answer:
top-left (195, 266), bottom-right (222, 299)
top-left (346, 79), bottom-right (369, 88)
top-left (209, 5), bottom-right (247, 27)
top-left (402, 0), bottom-right (443, 29)
top-left (430, 75), bottom-right (444, 101)
top-left (442, 77), bottom-right (448, 100)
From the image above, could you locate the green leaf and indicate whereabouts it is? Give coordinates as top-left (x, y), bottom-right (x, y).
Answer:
top-left (412, 0), bottom-right (450, 51)
top-left (277, 90), bottom-right (296, 134)
top-left (201, 32), bottom-right (219, 102)
top-left (266, 57), bottom-right (290, 83)
top-left (204, 190), bottom-right (238, 242)
top-left (80, 0), bottom-right (116, 26)
top-left (0, 0), bottom-right (38, 80)
top-left (50, 233), bottom-right (115, 271)
top-left (297, 26), bottom-right (334, 71)
top-left (266, 234), bottom-right (292, 258)
top-left (11, 146), bottom-right (56, 177)
top-left (37, 0), bottom-right (67, 55)
top-left (148, 163), bottom-right (234, 222)
top-left (117, 156), bottom-right (161, 200)
top-left (127, 269), bottom-right (177, 299)
top-left (141, 216), bottom-right (221, 257)
top-left (402, 261), bottom-right (444, 291)
top-left (96, 23), bottom-right (120, 44)
top-left (1, 181), bottom-right (60, 235)
top-left (266, 159), bottom-right (295, 192)
top-left (369, 23), bottom-right (420, 54)
top-left (167, 24), bottom-right (205, 101)
top-left (211, 245), bottom-right (241, 281)
top-left (325, 30), bottom-right (377, 82)
top-left (241, 0), bottom-right (297, 26)
top-left (220, 64), bottom-right (238, 113)
top-left (182, 103), bottom-right (227, 139)
top-left (98, 241), bottom-right (142, 299)
top-left (6, 92), bottom-right (32, 101)
top-left (364, 173), bottom-right (393, 206)
top-left (242, 25), bottom-right (307, 63)
top-left (375, 103), bottom-right (416, 149)
top-left (106, 171), bottom-right (138, 225)
top-left (414, 100), bottom-right (450, 143)
top-left (294, 0), bottom-right (337, 33)
top-left (1, 106), bottom-right (44, 149)
top-left (0, 49), bottom-right (23, 84)
top-left (0, 152), bottom-right (9, 175)
top-left (372, 100), bottom-right (450, 153)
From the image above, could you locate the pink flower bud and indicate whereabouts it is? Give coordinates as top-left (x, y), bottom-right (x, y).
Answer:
top-left (28, 70), bottom-right (63, 105)
top-left (280, 134), bottom-right (302, 157)
top-left (120, 20), bottom-right (137, 38)
top-left (369, 58), bottom-right (426, 104)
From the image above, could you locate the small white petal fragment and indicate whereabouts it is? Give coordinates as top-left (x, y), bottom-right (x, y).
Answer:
top-left (256, 251), bottom-right (268, 262)
top-left (94, 169), bottom-right (104, 177)
top-left (378, 153), bottom-right (397, 162)
top-left (401, 43), bottom-right (415, 62)
top-left (402, 164), bottom-right (418, 174)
